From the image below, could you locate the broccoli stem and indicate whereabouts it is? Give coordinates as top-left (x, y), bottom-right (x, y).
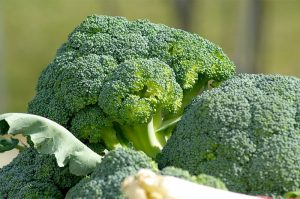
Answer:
top-left (119, 110), bottom-right (182, 158)
top-left (152, 109), bottom-right (169, 145)
top-left (181, 77), bottom-right (208, 110)
top-left (101, 127), bottom-right (122, 150)
top-left (120, 121), bottom-right (161, 158)
top-left (163, 77), bottom-right (209, 123)
top-left (156, 116), bottom-right (182, 134)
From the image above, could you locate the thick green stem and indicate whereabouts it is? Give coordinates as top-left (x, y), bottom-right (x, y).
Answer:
top-left (181, 77), bottom-right (208, 110)
top-left (120, 118), bottom-right (163, 158)
top-left (101, 127), bottom-right (122, 150)
top-left (163, 77), bottom-right (208, 123)
top-left (153, 109), bottom-right (163, 130)
top-left (156, 116), bottom-right (182, 133)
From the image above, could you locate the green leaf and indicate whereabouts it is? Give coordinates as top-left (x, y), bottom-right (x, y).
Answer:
top-left (0, 113), bottom-right (102, 176)
top-left (0, 136), bottom-right (19, 152)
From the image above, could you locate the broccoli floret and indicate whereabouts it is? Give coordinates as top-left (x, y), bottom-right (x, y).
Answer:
top-left (65, 147), bottom-right (158, 199)
top-left (99, 58), bottom-right (182, 124)
top-left (98, 58), bottom-right (183, 156)
top-left (70, 106), bottom-right (121, 152)
top-left (12, 181), bottom-right (63, 199)
top-left (0, 148), bottom-right (81, 199)
top-left (158, 74), bottom-right (300, 196)
top-left (28, 15), bottom-right (235, 158)
top-left (161, 166), bottom-right (227, 190)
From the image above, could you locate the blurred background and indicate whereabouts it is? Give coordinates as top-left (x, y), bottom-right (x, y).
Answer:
top-left (0, 0), bottom-right (300, 167)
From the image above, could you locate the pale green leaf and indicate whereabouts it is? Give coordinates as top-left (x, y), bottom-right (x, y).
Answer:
top-left (0, 113), bottom-right (102, 176)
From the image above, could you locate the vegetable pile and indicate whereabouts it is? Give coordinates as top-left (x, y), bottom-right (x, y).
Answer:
top-left (0, 15), bottom-right (299, 199)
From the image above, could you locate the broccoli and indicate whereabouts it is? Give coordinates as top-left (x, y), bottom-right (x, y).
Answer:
top-left (0, 148), bottom-right (81, 199)
top-left (158, 74), bottom-right (300, 196)
top-left (28, 15), bottom-right (235, 158)
top-left (65, 147), bottom-right (158, 199)
top-left (65, 148), bottom-right (226, 199)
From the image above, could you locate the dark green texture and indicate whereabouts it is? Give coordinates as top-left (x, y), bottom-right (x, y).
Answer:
top-left (65, 147), bottom-right (157, 199)
top-left (158, 74), bottom-right (300, 196)
top-left (0, 148), bottom-right (81, 199)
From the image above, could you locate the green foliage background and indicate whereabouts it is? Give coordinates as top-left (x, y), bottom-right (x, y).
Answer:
top-left (0, 0), bottom-right (300, 113)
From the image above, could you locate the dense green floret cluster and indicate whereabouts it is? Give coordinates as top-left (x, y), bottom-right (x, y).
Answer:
top-left (65, 147), bottom-right (158, 199)
top-left (99, 58), bottom-right (182, 125)
top-left (0, 148), bottom-right (81, 199)
top-left (158, 74), bottom-right (300, 196)
top-left (5, 13), bottom-right (300, 198)
top-left (28, 15), bottom-right (235, 157)
top-left (70, 106), bottom-right (118, 153)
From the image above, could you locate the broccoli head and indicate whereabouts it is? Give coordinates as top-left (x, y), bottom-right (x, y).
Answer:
top-left (158, 74), bottom-right (300, 196)
top-left (65, 147), bottom-right (158, 199)
top-left (0, 148), bottom-right (81, 199)
top-left (28, 15), bottom-right (235, 158)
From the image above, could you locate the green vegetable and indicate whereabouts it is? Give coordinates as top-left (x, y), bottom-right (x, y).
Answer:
top-left (158, 74), bottom-right (300, 196)
top-left (0, 113), bottom-right (102, 176)
top-left (65, 147), bottom-right (158, 199)
top-left (0, 15), bottom-right (238, 198)
top-left (28, 15), bottom-right (235, 158)
top-left (0, 148), bottom-right (81, 199)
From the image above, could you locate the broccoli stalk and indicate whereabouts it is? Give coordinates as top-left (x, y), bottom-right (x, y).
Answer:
top-left (180, 77), bottom-right (210, 115)
top-left (118, 114), bottom-right (181, 158)
top-left (112, 113), bottom-right (182, 158)
top-left (120, 120), bottom-right (163, 157)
